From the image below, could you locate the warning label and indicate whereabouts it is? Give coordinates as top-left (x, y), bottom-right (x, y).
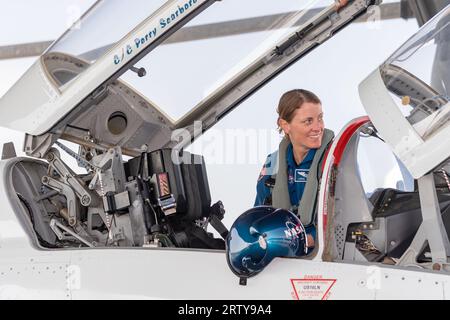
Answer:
top-left (291, 277), bottom-right (336, 300)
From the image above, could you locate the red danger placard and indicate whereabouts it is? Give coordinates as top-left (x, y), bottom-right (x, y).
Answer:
top-left (291, 278), bottom-right (337, 300)
top-left (158, 173), bottom-right (170, 197)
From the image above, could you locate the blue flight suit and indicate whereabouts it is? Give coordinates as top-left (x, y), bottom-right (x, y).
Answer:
top-left (254, 143), bottom-right (317, 242)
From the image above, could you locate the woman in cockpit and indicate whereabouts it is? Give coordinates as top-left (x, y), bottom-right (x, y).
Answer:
top-left (254, 89), bottom-right (334, 250)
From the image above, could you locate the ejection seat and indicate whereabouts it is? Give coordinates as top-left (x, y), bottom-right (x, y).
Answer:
top-left (326, 123), bottom-right (449, 263)
top-left (126, 148), bottom-right (227, 250)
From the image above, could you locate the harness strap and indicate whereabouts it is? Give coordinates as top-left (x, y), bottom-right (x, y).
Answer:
top-left (268, 129), bottom-right (335, 226)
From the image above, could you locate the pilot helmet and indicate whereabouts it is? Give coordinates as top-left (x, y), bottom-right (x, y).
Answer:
top-left (226, 206), bottom-right (308, 278)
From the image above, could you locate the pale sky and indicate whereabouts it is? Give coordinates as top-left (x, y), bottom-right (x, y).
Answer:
top-left (0, 1), bottom-right (420, 230)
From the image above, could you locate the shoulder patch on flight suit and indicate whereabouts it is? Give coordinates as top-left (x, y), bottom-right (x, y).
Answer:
top-left (258, 154), bottom-right (273, 181)
top-left (258, 166), bottom-right (267, 181)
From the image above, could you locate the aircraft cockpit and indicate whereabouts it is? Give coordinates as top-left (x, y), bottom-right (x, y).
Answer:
top-left (0, 0), bottom-right (382, 251)
top-left (324, 5), bottom-right (450, 271)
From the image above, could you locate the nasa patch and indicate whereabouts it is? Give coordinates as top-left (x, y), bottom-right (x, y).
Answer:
top-left (295, 169), bottom-right (309, 183)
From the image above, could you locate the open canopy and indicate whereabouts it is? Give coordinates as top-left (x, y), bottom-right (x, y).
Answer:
top-left (360, 4), bottom-right (450, 178)
top-left (0, 0), bottom-right (377, 155)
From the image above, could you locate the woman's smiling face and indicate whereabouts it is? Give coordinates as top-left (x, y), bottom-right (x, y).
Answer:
top-left (280, 102), bottom-right (324, 151)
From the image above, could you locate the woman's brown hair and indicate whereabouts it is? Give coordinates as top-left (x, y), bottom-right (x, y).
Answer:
top-left (277, 89), bottom-right (321, 133)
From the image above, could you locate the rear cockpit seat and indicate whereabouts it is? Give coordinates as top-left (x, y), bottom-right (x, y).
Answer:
top-left (345, 188), bottom-right (450, 262)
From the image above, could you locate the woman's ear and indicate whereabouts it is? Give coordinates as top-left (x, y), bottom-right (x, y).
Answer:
top-left (278, 118), bottom-right (290, 136)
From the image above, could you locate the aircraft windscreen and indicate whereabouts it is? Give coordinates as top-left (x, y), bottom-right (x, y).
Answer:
top-left (117, 0), bottom-right (335, 123)
top-left (41, 0), bottom-right (167, 87)
top-left (380, 5), bottom-right (450, 141)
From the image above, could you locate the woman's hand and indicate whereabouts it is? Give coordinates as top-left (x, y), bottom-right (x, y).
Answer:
top-left (306, 234), bottom-right (315, 248)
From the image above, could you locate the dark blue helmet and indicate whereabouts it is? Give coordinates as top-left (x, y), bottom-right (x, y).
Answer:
top-left (226, 206), bottom-right (308, 278)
